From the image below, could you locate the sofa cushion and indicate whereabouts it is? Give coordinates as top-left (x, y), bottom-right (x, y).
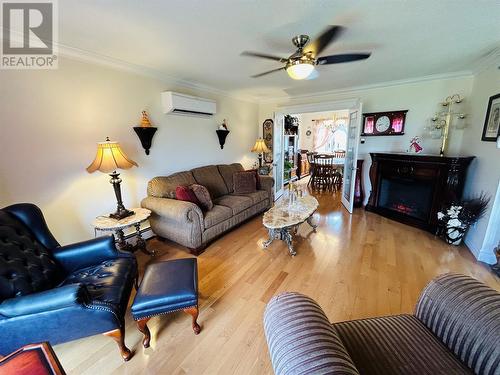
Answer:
top-left (334, 314), bottom-right (472, 375)
top-left (233, 171), bottom-right (257, 194)
top-left (213, 195), bottom-right (253, 215)
top-left (217, 163), bottom-right (245, 193)
top-left (148, 171), bottom-right (196, 198)
top-left (191, 165), bottom-right (228, 199)
top-left (247, 169), bottom-right (262, 189)
top-left (232, 190), bottom-right (268, 205)
top-left (203, 205), bottom-right (232, 229)
top-left (190, 184), bottom-right (214, 211)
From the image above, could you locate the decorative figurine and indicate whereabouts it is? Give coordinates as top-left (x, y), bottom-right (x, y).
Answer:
top-left (218, 119), bottom-right (228, 130)
top-left (408, 136), bottom-right (423, 153)
top-left (140, 110), bottom-right (152, 127)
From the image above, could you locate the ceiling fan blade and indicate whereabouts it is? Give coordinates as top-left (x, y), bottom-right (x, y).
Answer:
top-left (251, 67), bottom-right (285, 78)
top-left (317, 53), bottom-right (371, 65)
top-left (305, 25), bottom-right (344, 57)
top-left (241, 51), bottom-right (287, 63)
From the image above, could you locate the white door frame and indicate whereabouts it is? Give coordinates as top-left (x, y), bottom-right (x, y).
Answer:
top-left (277, 98), bottom-right (360, 116)
top-left (275, 98), bottom-right (362, 209)
top-left (341, 105), bottom-right (363, 213)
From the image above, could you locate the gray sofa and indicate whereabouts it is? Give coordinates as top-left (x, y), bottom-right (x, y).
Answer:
top-left (264, 273), bottom-right (500, 375)
top-left (142, 163), bottom-right (274, 254)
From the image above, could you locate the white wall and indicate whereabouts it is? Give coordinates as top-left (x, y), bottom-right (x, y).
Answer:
top-left (0, 57), bottom-right (259, 244)
top-left (259, 75), bottom-right (474, 204)
top-left (460, 63), bottom-right (500, 263)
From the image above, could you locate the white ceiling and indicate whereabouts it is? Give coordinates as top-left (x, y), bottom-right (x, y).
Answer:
top-left (58, 0), bottom-right (500, 99)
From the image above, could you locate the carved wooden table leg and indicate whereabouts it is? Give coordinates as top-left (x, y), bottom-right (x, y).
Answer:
top-left (183, 306), bottom-right (201, 335)
top-left (103, 328), bottom-right (132, 361)
top-left (136, 318), bottom-right (151, 348)
top-left (134, 223), bottom-right (155, 256)
top-left (115, 229), bottom-right (132, 251)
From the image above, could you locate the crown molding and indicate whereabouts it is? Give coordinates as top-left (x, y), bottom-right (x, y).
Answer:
top-left (57, 43), bottom-right (260, 104)
top-left (13, 35), bottom-right (493, 106)
top-left (257, 70), bottom-right (475, 105)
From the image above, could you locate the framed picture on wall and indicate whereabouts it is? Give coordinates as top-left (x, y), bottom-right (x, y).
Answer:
top-left (262, 119), bottom-right (273, 163)
top-left (481, 93), bottom-right (500, 141)
top-left (361, 110), bottom-right (408, 136)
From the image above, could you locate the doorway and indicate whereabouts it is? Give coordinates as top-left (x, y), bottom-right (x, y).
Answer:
top-left (273, 99), bottom-right (362, 213)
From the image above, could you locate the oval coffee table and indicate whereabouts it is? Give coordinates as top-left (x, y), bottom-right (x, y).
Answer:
top-left (262, 195), bottom-right (319, 256)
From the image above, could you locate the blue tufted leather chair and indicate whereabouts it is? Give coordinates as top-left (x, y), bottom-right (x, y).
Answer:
top-left (0, 203), bottom-right (138, 361)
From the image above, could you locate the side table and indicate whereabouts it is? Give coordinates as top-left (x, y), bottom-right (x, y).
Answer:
top-left (92, 207), bottom-right (155, 256)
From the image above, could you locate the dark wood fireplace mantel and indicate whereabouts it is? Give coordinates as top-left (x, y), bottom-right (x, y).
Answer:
top-left (366, 153), bottom-right (474, 232)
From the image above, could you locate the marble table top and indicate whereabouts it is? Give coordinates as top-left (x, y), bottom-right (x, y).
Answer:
top-left (92, 208), bottom-right (151, 230)
top-left (263, 195), bottom-right (319, 229)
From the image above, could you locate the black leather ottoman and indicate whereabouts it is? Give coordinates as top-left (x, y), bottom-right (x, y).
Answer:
top-left (131, 258), bottom-right (200, 348)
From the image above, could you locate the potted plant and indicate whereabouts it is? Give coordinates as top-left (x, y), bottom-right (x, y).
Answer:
top-left (437, 193), bottom-right (490, 245)
top-left (284, 160), bottom-right (293, 181)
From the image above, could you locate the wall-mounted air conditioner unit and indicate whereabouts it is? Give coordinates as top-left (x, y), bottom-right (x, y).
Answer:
top-left (161, 91), bottom-right (216, 117)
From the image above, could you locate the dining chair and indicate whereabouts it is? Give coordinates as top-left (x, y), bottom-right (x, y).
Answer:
top-left (306, 152), bottom-right (317, 187)
top-left (312, 154), bottom-right (335, 191)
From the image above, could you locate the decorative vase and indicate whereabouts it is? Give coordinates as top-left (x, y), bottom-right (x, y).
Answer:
top-left (445, 222), bottom-right (467, 245)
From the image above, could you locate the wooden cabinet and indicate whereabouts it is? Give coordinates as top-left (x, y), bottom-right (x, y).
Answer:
top-left (297, 150), bottom-right (310, 179)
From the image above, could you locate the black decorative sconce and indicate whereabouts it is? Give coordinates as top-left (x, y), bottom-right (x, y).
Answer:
top-left (134, 127), bottom-right (157, 155)
top-left (133, 111), bottom-right (157, 155)
top-left (216, 129), bottom-right (230, 149)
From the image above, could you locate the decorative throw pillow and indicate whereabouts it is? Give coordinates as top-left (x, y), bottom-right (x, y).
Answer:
top-left (190, 184), bottom-right (214, 211)
top-left (175, 186), bottom-right (201, 207)
top-left (248, 169), bottom-right (262, 190)
top-left (233, 171), bottom-right (257, 194)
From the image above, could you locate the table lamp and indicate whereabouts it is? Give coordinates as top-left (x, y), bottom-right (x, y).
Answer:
top-left (251, 138), bottom-right (270, 167)
top-left (86, 137), bottom-right (138, 220)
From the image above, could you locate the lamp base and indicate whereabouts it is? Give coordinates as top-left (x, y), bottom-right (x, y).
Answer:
top-left (109, 208), bottom-right (135, 220)
top-left (108, 171), bottom-right (134, 220)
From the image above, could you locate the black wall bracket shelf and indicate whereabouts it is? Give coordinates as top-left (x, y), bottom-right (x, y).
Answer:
top-left (216, 129), bottom-right (230, 149)
top-left (133, 127), bottom-right (157, 155)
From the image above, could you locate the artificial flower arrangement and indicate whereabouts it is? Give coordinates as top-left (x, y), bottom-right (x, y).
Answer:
top-left (437, 193), bottom-right (489, 245)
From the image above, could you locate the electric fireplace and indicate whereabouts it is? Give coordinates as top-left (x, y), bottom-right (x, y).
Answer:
top-left (366, 153), bottom-right (474, 232)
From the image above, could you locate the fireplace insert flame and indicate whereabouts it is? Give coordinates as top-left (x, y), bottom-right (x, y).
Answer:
top-left (378, 177), bottom-right (433, 221)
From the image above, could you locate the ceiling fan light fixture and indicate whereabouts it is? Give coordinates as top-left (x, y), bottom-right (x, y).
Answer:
top-left (286, 61), bottom-right (315, 80)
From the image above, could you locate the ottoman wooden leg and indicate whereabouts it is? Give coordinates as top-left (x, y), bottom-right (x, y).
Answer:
top-left (184, 307), bottom-right (201, 335)
top-left (136, 318), bottom-right (151, 348)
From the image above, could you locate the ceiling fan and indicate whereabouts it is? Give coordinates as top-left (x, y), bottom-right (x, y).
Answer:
top-left (241, 26), bottom-right (371, 80)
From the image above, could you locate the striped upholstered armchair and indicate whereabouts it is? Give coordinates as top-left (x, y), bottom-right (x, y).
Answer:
top-left (264, 273), bottom-right (500, 375)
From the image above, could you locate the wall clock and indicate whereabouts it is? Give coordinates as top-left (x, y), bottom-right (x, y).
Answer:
top-left (362, 110), bottom-right (408, 136)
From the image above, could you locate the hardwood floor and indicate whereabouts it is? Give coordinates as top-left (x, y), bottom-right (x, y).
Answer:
top-left (54, 188), bottom-right (500, 374)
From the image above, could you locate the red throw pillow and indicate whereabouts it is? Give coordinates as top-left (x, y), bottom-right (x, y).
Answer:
top-left (175, 186), bottom-right (201, 208)
top-left (233, 171), bottom-right (257, 194)
top-left (248, 169), bottom-right (262, 190)
top-left (190, 184), bottom-right (214, 211)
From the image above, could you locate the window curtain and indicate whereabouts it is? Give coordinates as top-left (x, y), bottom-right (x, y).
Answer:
top-left (312, 113), bottom-right (349, 152)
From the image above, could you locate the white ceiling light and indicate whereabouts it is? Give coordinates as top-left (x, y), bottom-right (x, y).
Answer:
top-left (286, 61), bottom-right (315, 80)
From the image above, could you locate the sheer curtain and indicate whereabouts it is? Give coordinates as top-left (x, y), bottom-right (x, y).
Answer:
top-left (312, 113), bottom-right (348, 153)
